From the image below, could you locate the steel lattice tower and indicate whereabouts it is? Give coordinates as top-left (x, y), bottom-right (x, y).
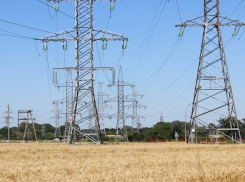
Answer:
top-left (51, 99), bottom-right (64, 138)
top-left (41, 0), bottom-right (128, 144)
top-left (106, 66), bottom-right (134, 142)
top-left (3, 105), bottom-right (13, 142)
top-left (160, 113), bottom-right (163, 122)
top-left (97, 82), bottom-right (107, 137)
top-left (176, 0), bottom-right (243, 144)
top-left (64, 69), bottom-right (73, 140)
top-left (125, 86), bottom-right (146, 133)
top-left (42, 123), bottom-right (46, 137)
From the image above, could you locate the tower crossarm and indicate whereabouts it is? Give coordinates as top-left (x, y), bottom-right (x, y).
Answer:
top-left (107, 81), bottom-right (134, 87)
top-left (36, 28), bottom-right (128, 42)
top-left (125, 104), bottom-right (146, 109)
top-left (176, 16), bottom-right (245, 27)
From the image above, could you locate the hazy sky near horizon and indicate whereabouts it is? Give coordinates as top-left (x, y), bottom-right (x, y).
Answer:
top-left (0, 0), bottom-right (245, 129)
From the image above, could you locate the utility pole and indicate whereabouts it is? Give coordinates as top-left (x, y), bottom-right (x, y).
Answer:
top-left (176, 0), bottom-right (243, 143)
top-left (106, 66), bottom-right (134, 142)
top-left (38, 0), bottom-right (128, 145)
top-left (125, 86), bottom-right (146, 133)
top-left (3, 105), bottom-right (14, 142)
top-left (51, 99), bottom-right (64, 138)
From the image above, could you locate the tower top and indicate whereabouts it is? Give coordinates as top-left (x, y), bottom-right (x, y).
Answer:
top-left (160, 113), bottom-right (163, 122)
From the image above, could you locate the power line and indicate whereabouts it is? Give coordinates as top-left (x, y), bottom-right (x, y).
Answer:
top-left (126, 0), bottom-right (168, 81)
top-left (0, 29), bottom-right (33, 39)
top-left (0, 18), bottom-right (53, 34)
top-left (175, 0), bottom-right (182, 23)
top-left (47, 1), bottom-right (57, 19)
top-left (123, 0), bottom-right (166, 75)
top-left (142, 37), bottom-right (180, 95)
top-left (37, 0), bottom-right (74, 20)
top-left (145, 80), bottom-right (195, 118)
top-left (142, 36), bottom-right (233, 104)
top-left (137, 26), bottom-right (192, 95)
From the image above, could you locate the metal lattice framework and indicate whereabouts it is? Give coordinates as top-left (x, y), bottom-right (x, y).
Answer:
top-left (41, 0), bottom-right (128, 144)
top-left (51, 99), bottom-right (64, 137)
top-left (176, 0), bottom-right (243, 144)
top-left (64, 69), bottom-right (73, 140)
top-left (125, 86), bottom-right (146, 133)
top-left (106, 66), bottom-right (134, 142)
top-left (17, 110), bottom-right (38, 143)
top-left (97, 82), bottom-right (109, 137)
top-left (42, 123), bottom-right (46, 137)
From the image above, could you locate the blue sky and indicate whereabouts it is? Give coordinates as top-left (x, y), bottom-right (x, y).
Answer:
top-left (0, 0), bottom-right (245, 129)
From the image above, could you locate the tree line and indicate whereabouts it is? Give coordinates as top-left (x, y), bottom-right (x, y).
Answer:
top-left (0, 118), bottom-right (244, 142)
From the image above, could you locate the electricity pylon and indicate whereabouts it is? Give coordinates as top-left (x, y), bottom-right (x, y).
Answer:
top-left (125, 86), bottom-right (146, 133)
top-left (106, 66), bottom-right (134, 142)
top-left (42, 123), bottom-right (46, 137)
top-left (53, 67), bottom-right (114, 142)
top-left (51, 99), bottom-right (64, 137)
top-left (65, 69), bottom-right (73, 140)
top-left (39, 0), bottom-right (128, 144)
top-left (17, 110), bottom-right (38, 143)
top-left (160, 113), bottom-right (163, 122)
top-left (2, 105), bottom-right (14, 142)
top-left (97, 82), bottom-right (111, 137)
top-left (176, 0), bottom-right (243, 144)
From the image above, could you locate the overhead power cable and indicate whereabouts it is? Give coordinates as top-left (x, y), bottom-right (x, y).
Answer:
top-left (142, 37), bottom-right (180, 95)
top-left (175, 0), bottom-right (183, 23)
top-left (145, 80), bottom-right (195, 118)
top-left (142, 35), bottom-right (234, 104)
top-left (0, 18), bottom-right (53, 34)
top-left (126, 0), bottom-right (168, 81)
top-left (123, 0), bottom-right (166, 75)
top-left (47, 1), bottom-right (57, 19)
top-left (37, 0), bottom-right (74, 20)
top-left (0, 29), bottom-right (33, 39)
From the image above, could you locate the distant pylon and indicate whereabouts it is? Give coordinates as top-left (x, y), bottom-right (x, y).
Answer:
top-left (2, 105), bottom-right (14, 142)
top-left (42, 123), bottom-right (45, 137)
top-left (51, 99), bottom-right (64, 138)
top-left (160, 113), bottom-right (163, 123)
top-left (64, 69), bottom-right (73, 141)
top-left (106, 66), bottom-right (134, 142)
top-left (97, 82), bottom-right (109, 137)
top-left (176, 0), bottom-right (243, 143)
top-left (125, 86), bottom-right (146, 133)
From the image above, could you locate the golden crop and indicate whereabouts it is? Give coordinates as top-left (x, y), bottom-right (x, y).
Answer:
top-left (0, 142), bottom-right (244, 182)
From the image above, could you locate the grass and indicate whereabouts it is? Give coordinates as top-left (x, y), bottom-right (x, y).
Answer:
top-left (0, 142), bottom-right (244, 181)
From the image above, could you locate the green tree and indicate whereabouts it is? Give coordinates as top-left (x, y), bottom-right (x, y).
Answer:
top-left (171, 120), bottom-right (185, 140)
top-left (147, 122), bottom-right (172, 140)
top-left (45, 132), bottom-right (55, 140)
top-left (0, 134), bottom-right (4, 140)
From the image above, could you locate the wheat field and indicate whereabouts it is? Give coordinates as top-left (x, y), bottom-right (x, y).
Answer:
top-left (0, 142), bottom-right (244, 182)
